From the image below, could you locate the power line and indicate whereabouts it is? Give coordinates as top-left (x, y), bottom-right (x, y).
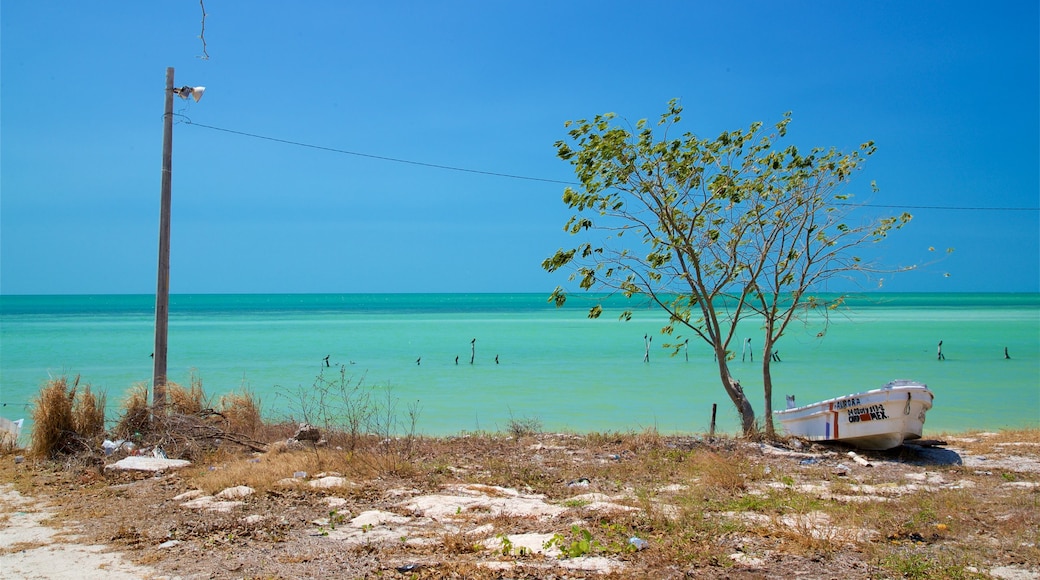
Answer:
top-left (835, 203), bottom-right (1039, 211)
top-left (181, 119), bottom-right (576, 186)
top-left (181, 119), bottom-right (1040, 212)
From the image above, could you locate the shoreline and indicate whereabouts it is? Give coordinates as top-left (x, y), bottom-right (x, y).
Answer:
top-left (3, 428), bottom-right (1038, 579)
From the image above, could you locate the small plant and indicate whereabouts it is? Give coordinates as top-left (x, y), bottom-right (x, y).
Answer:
top-left (544, 525), bottom-right (602, 558)
top-left (505, 408), bottom-right (542, 438)
top-left (497, 534), bottom-right (514, 556)
top-left (328, 510), bottom-right (345, 530)
top-left (881, 551), bottom-right (934, 579)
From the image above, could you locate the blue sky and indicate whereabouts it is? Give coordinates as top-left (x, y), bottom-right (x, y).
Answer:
top-left (2, 1), bottom-right (1037, 294)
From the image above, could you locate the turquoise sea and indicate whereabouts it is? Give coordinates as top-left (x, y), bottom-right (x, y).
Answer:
top-left (1, 293), bottom-right (1038, 438)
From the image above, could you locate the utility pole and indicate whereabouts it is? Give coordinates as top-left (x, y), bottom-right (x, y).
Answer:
top-left (153, 67), bottom-right (175, 416)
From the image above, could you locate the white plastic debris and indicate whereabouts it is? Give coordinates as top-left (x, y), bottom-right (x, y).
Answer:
top-left (105, 456), bottom-right (191, 472)
top-left (1, 417), bottom-right (24, 446)
top-left (847, 451), bottom-right (872, 467)
top-left (102, 439), bottom-right (136, 456)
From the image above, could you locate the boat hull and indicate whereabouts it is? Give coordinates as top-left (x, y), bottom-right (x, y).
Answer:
top-left (773, 381), bottom-right (934, 451)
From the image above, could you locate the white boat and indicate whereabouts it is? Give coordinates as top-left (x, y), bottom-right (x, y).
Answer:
top-left (773, 380), bottom-right (934, 450)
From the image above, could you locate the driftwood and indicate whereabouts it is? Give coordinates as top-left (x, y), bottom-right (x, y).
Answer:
top-left (156, 413), bottom-right (269, 454)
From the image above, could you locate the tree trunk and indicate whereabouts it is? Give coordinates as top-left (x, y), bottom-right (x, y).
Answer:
top-left (762, 339), bottom-right (776, 438)
top-left (715, 347), bottom-right (756, 435)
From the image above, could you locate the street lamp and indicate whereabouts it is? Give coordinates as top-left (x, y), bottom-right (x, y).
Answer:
top-left (153, 67), bottom-right (204, 416)
top-left (173, 85), bottom-right (206, 102)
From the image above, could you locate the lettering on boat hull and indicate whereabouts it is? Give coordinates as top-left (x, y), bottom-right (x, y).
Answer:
top-left (847, 404), bottom-right (889, 423)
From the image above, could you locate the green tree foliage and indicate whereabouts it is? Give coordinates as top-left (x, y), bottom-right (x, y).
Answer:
top-left (543, 100), bottom-right (910, 435)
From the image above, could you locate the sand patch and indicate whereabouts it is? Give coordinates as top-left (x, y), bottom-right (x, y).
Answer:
top-left (0, 484), bottom-right (158, 579)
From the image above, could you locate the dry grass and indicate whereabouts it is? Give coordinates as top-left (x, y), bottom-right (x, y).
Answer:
top-left (949, 427), bottom-right (1040, 455)
top-left (192, 450), bottom-right (316, 494)
top-left (6, 420), bottom-right (1039, 579)
top-left (219, 389), bottom-right (264, 438)
top-left (113, 383), bottom-right (150, 438)
top-left (167, 374), bottom-right (208, 415)
top-left (29, 375), bottom-right (106, 458)
top-left (29, 376), bottom-right (76, 458)
top-left (689, 449), bottom-right (752, 493)
top-left (72, 384), bottom-right (105, 438)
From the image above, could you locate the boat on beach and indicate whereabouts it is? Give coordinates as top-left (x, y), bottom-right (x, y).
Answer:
top-left (774, 380), bottom-right (934, 450)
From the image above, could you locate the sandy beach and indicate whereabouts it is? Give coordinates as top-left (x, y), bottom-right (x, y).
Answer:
top-left (2, 429), bottom-right (1038, 579)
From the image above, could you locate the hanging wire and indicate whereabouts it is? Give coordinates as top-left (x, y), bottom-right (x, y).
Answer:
top-left (180, 118), bottom-right (1040, 212)
top-left (181, 119), bottom-right (576, 185)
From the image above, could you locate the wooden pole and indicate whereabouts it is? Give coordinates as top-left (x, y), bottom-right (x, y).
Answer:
top-left (709, 403), bottom-right (717, 440)
top-left (152, 67), bottom-right (175, 416)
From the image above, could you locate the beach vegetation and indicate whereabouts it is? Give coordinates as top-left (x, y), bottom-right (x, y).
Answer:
top-left (505, 408), bottom-right (543, 438)
top-left (167, 372), bottom-right (209, 415)
top-left (543, 99), bottom-right (911, 436)
top-left (29, 375), bottom-right (106, 458)
top-left (6, 400), bottom-right (1039, 578)
top-left (278, 364), bottom-right (375, 452)
top-left (218, 388), bottom-right (264, 439)
top-left (113, 382), bottom-right (151, 438)
top-left (71, 382), bottom-right (106, 440)
top-left (269, 367), bottom-right (424, 475)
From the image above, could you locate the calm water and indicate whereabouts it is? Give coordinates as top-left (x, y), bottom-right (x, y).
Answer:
top-left (1, 293), bottom-right (1037, 438)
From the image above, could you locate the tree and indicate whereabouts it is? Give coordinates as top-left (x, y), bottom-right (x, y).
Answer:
top-left (542, 100), bottom-right (910, 436)
top-left (732, 140), bottom-right (911, 436)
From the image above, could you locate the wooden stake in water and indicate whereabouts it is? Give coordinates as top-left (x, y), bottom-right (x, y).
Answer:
top-left (709, 403), bottom-right (717, 439)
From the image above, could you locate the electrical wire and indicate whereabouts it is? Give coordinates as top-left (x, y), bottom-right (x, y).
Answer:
top-left (836, 203), bottom-right (1039, 211)
top-left (182, 119), bottom-right (576, 186)
top-left (181, 118), bottom-right (1040, 212)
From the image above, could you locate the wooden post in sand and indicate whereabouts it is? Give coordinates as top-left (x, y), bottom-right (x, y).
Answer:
top-left (152, 67), bottom-right (175, 417)
top-left (151, 68), bottom-right (204, 417)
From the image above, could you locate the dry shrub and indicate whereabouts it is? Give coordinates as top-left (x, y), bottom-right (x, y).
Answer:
top-left (30, 376), bottom-right (76, 458)
top-left (72, 384), bottom-right (106, 438)
top-left (168, 373), bottom-right (208, 415)
top-left (29, 375), bottom-right (104, 458)
top-left (688, 449), bottom-right (748, 493)
top-left (114, 383), bottom-right (151, 438)
top-left (219, 389), bottom-right (263, 438)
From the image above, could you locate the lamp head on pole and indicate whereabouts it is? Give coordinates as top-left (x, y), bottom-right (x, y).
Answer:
top-left (173, 85), bottom-right (206, 102)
